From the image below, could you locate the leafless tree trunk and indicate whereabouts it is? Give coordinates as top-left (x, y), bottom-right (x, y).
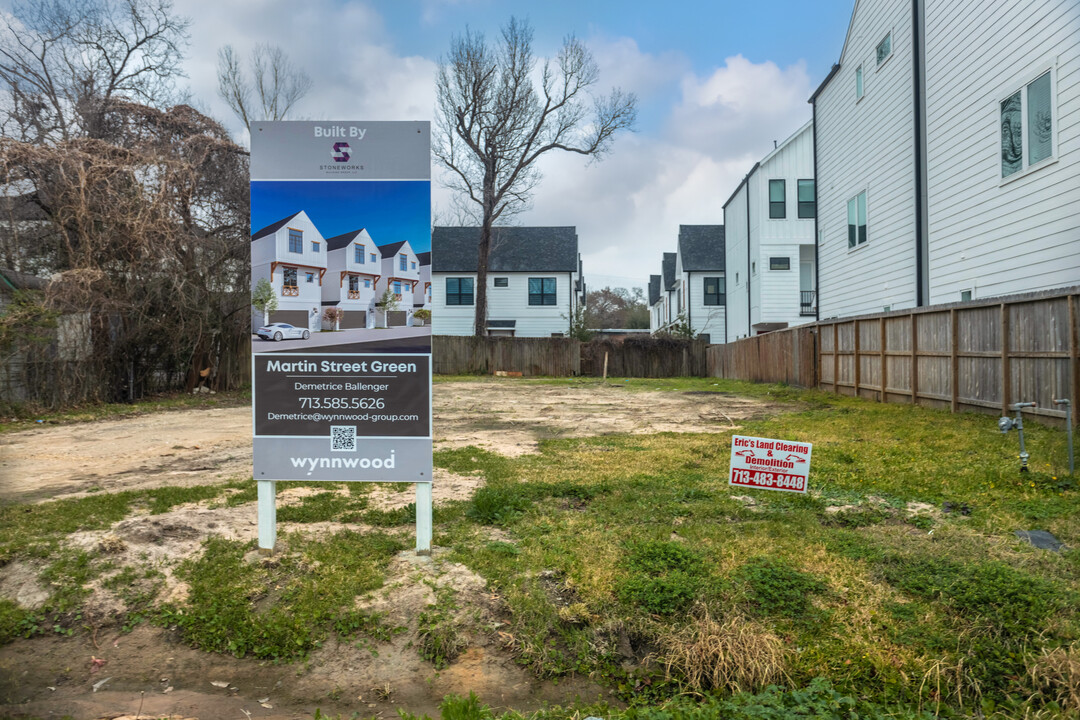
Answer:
top-left (434, 17), bottom-right (636, 336)
top-left (217, 43), bottom-right (312, 129)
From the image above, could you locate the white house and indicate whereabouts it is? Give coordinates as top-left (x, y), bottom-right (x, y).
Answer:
top-left (251, 210), bottom-right (327, 332)
top-left (648, 274), bottom-right (663, 333)
top-left (812, 0), bottom-right (1080, 318)
top-left (417, 251), bottom-right (432, 311)
top-left (322, 228), bottom-right (380, 329)
top-left (724, 121), bottom-right (816, 340)
top-left (376, 241), bottom-right (421, 320)
top-left (655, 252), bottom-right (678, 332)
top-left (675, 225), bottom-right (726, 343)
top-left (431, 226), bottom-right (581, 337)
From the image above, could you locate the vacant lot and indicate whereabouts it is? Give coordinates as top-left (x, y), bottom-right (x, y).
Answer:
top-left (0, 378), bottom-right (1077, 720)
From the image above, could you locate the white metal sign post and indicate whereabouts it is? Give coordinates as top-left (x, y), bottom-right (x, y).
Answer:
top-left (729, 435), bottom-right (813, 494)
top-left (250, 121), bottom-right (433, 554)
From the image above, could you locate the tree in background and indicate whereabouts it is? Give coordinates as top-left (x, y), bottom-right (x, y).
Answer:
top-left (434, 17), bottom-right (636, 336)
top-left (252, 278), bottom-right (278, 327)
top-left (586, 287), bottom-right (649, 329)
top-left (216, 43), bottom-right (313, 129)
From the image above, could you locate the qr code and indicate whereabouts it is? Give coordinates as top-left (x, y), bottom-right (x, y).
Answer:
top-left (330, 425), bottom-right (356, 452)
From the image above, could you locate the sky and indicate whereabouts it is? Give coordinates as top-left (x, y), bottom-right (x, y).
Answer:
top-left (173, 0), bottom-right (855, 292)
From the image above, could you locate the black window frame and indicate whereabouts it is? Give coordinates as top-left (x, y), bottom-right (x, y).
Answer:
top-left (528, 277), bottom-right (557, 306)
top-left (769, 257), bottom-right (791, 271)
top-left (282, 266), bottom-right (298, 288)
top-left (797, 179), bottom-right (816, 219)
top-left (288, 228), bottom-right (303, 253)
top-left (768, 179), bottom-right (786, 219)
top-left (355, 245), bottom-right (364, 263)
top-left (493, 277), bottom-right (509, 288)
top-left (445, 277), bottom-right (474, 306)
top-left (703, 276), bottom-right (724, 306)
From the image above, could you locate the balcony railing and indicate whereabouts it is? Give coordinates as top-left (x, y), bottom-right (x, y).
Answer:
top-left (348, 290), bottom-right (361, 299)
top-left (800, 290), bottom-right (816, 316)
top-left (282, 286), bottom-right (299, 296)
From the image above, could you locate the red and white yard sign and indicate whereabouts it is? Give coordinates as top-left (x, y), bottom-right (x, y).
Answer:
top-left (729, 435), bottom-right (813, 494)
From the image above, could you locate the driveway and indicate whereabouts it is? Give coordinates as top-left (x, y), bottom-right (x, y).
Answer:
top-left (252, 325), bottom-right (431, 354)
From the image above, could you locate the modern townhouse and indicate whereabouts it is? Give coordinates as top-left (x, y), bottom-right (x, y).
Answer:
top-left (251, 210), bottom-right (327, 332)
top-left (812, 0), bottom-right (1080, 318)
top-left (724, 121), bottom-right (816, 340)
top-left (376, 241), bottom-right (422, 322)
top-left (675, 225), bottom-right (726, 343)
top-left (656, 252), bottom-right (678, 332)
top-left (431, 226), bottom-right (582, 337)
top-left (648, 274), bottom-right (663, 333)
top-left (322, 228), bottom-right (380, 329)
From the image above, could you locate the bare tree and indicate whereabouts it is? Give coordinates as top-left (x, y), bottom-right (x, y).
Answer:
top-left (216, 43), bottom-right (312, 129)
top-left (435, 18), bottom-right (636, 336)
top-left (0, 0), bottom-right (190, 142)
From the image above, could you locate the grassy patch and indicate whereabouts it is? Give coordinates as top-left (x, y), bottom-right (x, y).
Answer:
top-left (416, 584), bottom-right (466, 669)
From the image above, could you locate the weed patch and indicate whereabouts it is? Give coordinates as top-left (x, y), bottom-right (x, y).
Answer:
top-left (416, 585), bottom-right (466, 669)
top-left (734, 556), bottom-right (826, 619)
top-left (617, 540), bottom-right (706, 615)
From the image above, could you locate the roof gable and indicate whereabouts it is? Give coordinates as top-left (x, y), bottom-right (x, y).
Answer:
top-left (662, 253), bottom-right (677, 291)
top-left (648, 274), bottom-right (661, 306)
top-left (325, 229), bottom-right (368, 252)
top-left (251, 211), bottom-right (303, 242)
top-left (431, 227), bottom-right (579, 273)
top-left (678, 225), bottom-right (725, 272)
top-left (379, 240), bottom-right (409, 259)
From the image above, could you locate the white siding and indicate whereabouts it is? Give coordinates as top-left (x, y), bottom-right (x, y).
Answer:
top-left (724, 182), bottom-right (750, 340)
top-left (685, 271), bottom-right (726, 341)
top-left (816, 0), bottom-right (919, 317)
top-left (432, 272), bottom-right (575, 337)
top-left (377, 241), bottom-right (421, 311)
top-left (924, 0), bottom-right (1080, 302)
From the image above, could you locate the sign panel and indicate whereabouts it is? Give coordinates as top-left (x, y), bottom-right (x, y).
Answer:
top-left (729, 435), bottom-right (812, 494)
top-left (250, 120), bottom-right (431, 483)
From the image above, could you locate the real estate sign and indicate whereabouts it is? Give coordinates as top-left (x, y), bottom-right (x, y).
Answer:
top-left (250, 121), bottom-right (432, 484)
top-left (729, 435), bottom-right (812, 494)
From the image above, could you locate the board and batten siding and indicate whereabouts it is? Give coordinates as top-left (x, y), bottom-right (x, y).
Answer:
top-left (724, 181), bottom-right (750, 341)
top-left (924, 0), bottom-right (1080, 303)
top-left (684, 272), bottom-right (726, 341)
top-left (432, 272), bottom-right (574, 337)
top-left (755, 122), bottom-right (816, 331)
top-left (816, 0), bottom-right (918, 318)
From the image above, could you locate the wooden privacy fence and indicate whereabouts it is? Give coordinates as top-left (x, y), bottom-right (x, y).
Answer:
top-left (710, 286), bottom-right (1080, 425)
top-left (433, 336), bottom-right (580, 376)
top-left (580, 338), bottom-right (708, 377)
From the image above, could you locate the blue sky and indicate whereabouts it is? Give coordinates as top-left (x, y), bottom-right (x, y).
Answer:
top-left (176, 0), bottom-right (857, 289)
top-left (252, 181), bottom-right (432, 254)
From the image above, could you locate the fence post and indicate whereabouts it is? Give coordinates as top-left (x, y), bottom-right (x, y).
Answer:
top-left (853, 321), bottom-right (861, 397)
top-left (911, 313), bottom-right (918, 405)
top-left (1070, 295), bottom-right (1079, 427)
top-left (879, 317), bottom-right (887, 402)
top-left (950, 308), bottom-right (959, 413)
top-left (833, 323), bottom-right (839, 394)
top-left (1001, 303), bottom-right (1011, 416)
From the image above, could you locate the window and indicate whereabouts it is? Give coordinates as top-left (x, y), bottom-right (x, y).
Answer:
top-left (399, 254), bottom-right (408, 271)
top-left (703, 277), bottom-right (724, 306)
top-left (446, 277), bottom-right (474, 305)
top-left (283, 267), bottom-right (298, 287)
top-left (370, 253), bottom-right (377, 263)
top-left (288, 229), bottom-right (303, 253)
top-left (311, 241), bottom-right (320, 254)
top-left (960, 289), bottom-right (972, 302)
top-left (770, 257), bottom-right (790, 271)
top-left (305, 272), bottom-right (315, 283)
top-left (1002, 70), bottom-right (1054, 178)
top-left (528, 277), bottom-right (556, 306)
top-left (364, 278), bottom-right (371, 288)
top-left (349, 276), bottom-right (358, 291)
top-left (856, 65), bottom-right (864, 100)
top-left (797, 179), bottom-right (816, 218)
top-left (876, 33), bottom-right (891, 66)
top-left (752, 261), bottom-right (757, 275)
top-left (769, 179), bottom-right (786, 218)
top-left (355, 245), bottom-right (364, 263)
top-left (493, 277), bottom-right (509, 288)
top-left (411, 261), bottom-right (417, 270)
top-left (847, 191), bottom-right (868, 248)
top-left (394, 281), bottom-right (402, 296)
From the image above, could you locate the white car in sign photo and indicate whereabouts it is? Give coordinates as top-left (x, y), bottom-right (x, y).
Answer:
top-left (256, 323), bottom-right (310, 341)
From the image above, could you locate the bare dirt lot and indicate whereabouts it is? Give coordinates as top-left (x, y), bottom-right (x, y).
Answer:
top-left (0, 380), bottom-right (786, 719)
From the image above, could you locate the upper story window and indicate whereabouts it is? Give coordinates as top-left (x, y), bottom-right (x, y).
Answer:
top-left (283, 267), bottom-right (298, 287)
top-left (770, 257), bottom-right (790, 270)
top-left (355, 245), bottom-right (364, 263)
top-left (399, 253), bottom-right (408, 271)
top-left (703, 277), bottom-right (724, 306)
top-left (856, 66), bottom-right (864, 101)
top-left (493, 277), bottom-right (509, 288)
top-left (288, 229), bottom-right (303, 253)
top-left (311, 241), bottom-right (320, 254)
top-left (1001, 70), bottom-right (1054, 179)
top-left (769, 179), bottom-right (786, 218)
top-left (349, 275), bottom-right (359, 291)
top-left (528, 277), bottom-right (556, 306)
top-left (305, 272), bottom-right (315, 283)
top-left (446, 277), bottom-right (474, 306)
top-left (797, 179), bottom-right (816, 218)
top-left (847, 191), bottom-right (868, 248)
top-left (411, 261), bottom-right (417, 270)
top-left (393, 281), bottom-right (403, 296)
top-left (370, 253), bottom-right (377, 263)
top-left (876, 33), bottom-right (891, 66)
top-left (364, 278), bottom-right (371, 288)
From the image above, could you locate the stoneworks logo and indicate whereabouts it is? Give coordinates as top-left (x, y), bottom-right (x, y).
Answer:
top-left (331, 142), bottom-right (351, 162)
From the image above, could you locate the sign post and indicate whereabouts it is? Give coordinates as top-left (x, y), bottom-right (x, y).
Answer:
top-left (250, 121), bottom-right (432, 554)
top-left (729, 435), bottom-right (813, 494)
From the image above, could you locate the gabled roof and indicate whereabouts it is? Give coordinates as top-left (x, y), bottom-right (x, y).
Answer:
top-left (431, 226), bottom-right (578, 273)
top-left (379, 241), bottom-right (408, 259)
top-left (648, 274), bottom-right (661, 306)
top-left (251, 211), bottom-right (302, 242)
top-left (417, 251), bottom-right (431, 267)
top-left (662, 252), bottom-right (677, 291)
top-left (325, 229), bottom-right (367, 251)
top-left (678, 225), bottom-right (725, 272)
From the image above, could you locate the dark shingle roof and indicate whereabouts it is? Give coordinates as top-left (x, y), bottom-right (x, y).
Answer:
top-left (251, 212), bottom-right (302, 242)
top-left (431, 227), bottom-right (578, 273)
top-left (379, 241), bottom-right (407, 258)
top-left (662, 253), bottom-right (677, 291)
top-left (417, 251), bottom-right (431, 267)
top-left (648, 275), bottom-right (661, 306)
top-left (325, 229), bottom-right (366, 251)
top-left (678, 225), bottom-right (725, 271)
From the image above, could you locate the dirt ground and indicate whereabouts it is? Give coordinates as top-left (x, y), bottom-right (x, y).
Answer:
top-left (0, 380), bottom-right (784, 719)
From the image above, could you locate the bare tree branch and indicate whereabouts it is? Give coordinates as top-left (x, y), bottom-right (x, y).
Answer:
top-left (216, 42), bottom-right (312, 130)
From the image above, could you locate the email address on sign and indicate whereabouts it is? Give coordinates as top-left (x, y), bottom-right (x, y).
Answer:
top-left (266, 412), bottom-right (419, 423)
